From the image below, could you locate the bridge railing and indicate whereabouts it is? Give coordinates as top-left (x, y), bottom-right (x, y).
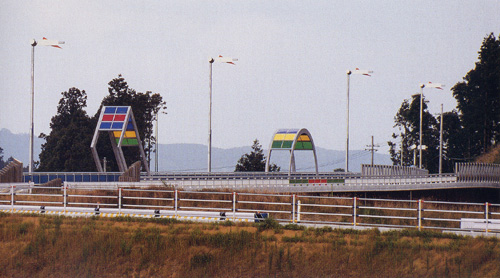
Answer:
top-left (1, 183), bottom-right (500, 234)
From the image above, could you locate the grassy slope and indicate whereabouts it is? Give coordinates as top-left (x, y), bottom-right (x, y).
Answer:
top-left (476, 144), bottom-right (500, 164)
top-left (1, 213), bottom-right (500, 277)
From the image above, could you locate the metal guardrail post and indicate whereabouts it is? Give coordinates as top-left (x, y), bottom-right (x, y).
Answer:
top-left (118, 188), bottom-right (122, 214)
top-left (63, 183), bottom-right (67, 216)
top-left (297, 200), bottom-right (301, 223)
top-left (232, 192), bottom-right (236, 221)
top-left (353, 197), bottom-right (357, 227)
top-left (485, 202), bottom-right (489, 234)
top-left (11, 185), bottom-right (15, 210)
top-left (292, 194), bottom-right (296, 223)
top-left (174, 190), bottom-right (178, 219)
top-left (418, 199), bottom-right (422, 231)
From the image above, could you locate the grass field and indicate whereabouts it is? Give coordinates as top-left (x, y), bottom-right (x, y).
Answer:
top-left (1, 213), bottom-right (500, 277)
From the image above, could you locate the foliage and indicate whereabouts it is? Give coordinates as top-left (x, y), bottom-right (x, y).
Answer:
top-left (94, 75), bottom-right (167, 172)
top-left (452, 33), bottom-right (500, 159)
top-left (37, 88), bottom-right (96, 171)
top-left (235, 139), bottom-right (280, 172)
top-left (388, 94), bottom-right (440, 172)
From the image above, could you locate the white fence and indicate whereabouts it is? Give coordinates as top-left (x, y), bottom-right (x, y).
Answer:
top-left (1, 183), bottom-right (500, 235)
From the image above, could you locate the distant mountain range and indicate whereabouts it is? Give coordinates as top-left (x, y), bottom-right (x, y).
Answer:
top-left (0, 128), bottom-right (392, 172)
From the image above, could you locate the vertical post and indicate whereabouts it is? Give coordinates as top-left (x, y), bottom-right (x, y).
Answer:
top-left (485, 202), bottom-right (489, 234)
top-left (345, 71), bottom-right (351, 172)
top-left (297, 200), bottom-right (301, 223)
top-left (155, 114), bottom-right (159, 173)
top-left (208, 58), bottom-right (214, 173)
top-left (292, 194), bottom-right (296, 223)
top-left (118, 188), bottom-right (122, 214)
top-left (63, 183), bottom-right (67, 215)
top-left (29, 41), bottom-right (36, 173)
top-left (418, 199), bottom-right (422, 231)
top-left (371, 136), bottom-right (374, 166)
top-left (419, 84), bottom-right (424, 169)
top-left (174, 190), bottom-right (178, 218)
top-left (11, 185), bottom-right (15, 210)
top-left (232, 192), bottom-right (236, 221)
top-left (353, 197), bottom-right (357, 227)
top-left (439, 104), bottom-right (443, 174)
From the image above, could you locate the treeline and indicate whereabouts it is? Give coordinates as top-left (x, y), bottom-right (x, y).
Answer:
top-left (36, 75), bottom-right (166, 172)
top-left (388, 33), bottom-right (500, 173)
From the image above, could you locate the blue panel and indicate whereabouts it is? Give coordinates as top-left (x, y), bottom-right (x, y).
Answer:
top-left (33, 175), bottom-right (39, 184)
top-left (83, 175), bottom-right (90, 182)
top-left (99, 175), bottom-right (107, 182)
top-left (91, 175), bottom-right (98, 182)
top-left (111, 122), bottom-right (124, 129)
top-left (104, 107), bottom-right (117, 114)
top-left (100, 122), bottom-right (112, 129)
top-left (127, 123), bottom-right (134, 130)
top-left (66, 175), bottom-right (74, 182)
top-left (75, 175), bottom-right (82, 182)
top-left (41, 175), bottom-right (48, 184)
top-left (116, 107), bottom-right (128, 113)
top-left (49, 175), bottom-right (57, 181)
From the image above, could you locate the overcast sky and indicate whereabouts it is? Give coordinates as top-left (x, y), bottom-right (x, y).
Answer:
top-left (1, 1), bottom-right (499, 156)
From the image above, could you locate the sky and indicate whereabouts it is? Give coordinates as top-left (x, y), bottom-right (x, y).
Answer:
top-left (1, 0), bottom-right (499, 157)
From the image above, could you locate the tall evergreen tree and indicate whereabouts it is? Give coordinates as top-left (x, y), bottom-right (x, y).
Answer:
top-left (235, 139), bottom-right (279, 172)
top-left (388, 94), bottom-right (440, 172)
top-left (38, 88), bottom-right (95, 171)
top-left (95, 75), bottom-right (166, 171)
top-left (452, 33), bottom-right (500, 158)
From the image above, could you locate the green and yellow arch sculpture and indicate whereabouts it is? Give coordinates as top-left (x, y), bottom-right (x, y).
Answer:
top-left (265, 128), bottom-right (319, 175)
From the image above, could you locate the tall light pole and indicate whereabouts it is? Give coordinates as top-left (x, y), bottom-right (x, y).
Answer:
top-left (439, 103), bottom-right (444, 174)
top-left (29, 38), bottom-right (64, 173)
top-left (418, 82), bottom-right (444, 169)
top-left (208, 56), bottom-right (237, 172)
top-left (345, 68), bottom-right (372, 172)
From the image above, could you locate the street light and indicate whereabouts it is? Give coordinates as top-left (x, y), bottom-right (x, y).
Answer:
top-left (345, 68), bottom-right (372, 172)
top-left (29, 37), bottom-right (64, 173)
top-left (208, 55), bottom-right (237, 172)
top-left (418, 82), bottom-right (444, 169)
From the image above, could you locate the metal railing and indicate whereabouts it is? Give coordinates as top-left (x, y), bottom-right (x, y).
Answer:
top-left (1, 183), bottom-right (500, 234)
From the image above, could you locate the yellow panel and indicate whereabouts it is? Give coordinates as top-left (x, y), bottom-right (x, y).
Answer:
top-left (274, 134), bottom-right (285, 140)
top-left (298, 135), bottom-right (310, 142)
top-left (113, 131), bottom-right (122, 138)
top-left (284, 134), bottom-right (296, 140)
top-left (124, 131), bottom-right (136, 138)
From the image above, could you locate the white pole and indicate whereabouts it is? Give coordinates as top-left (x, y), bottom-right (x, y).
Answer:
top-left (208, 58), bottom-right (214, 172)
top-left (346, 70), bottom-right (351, 172)
top-left (29, 40), bottom-right (36, 173)
top-left (155, 114), bottom-right (159, 172)
top-left (419, 84), bottom-right (424, 169)
top-left (439, 104), bottom-right (443, 174)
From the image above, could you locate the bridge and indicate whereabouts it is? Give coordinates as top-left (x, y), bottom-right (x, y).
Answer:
top-left (18, 163), bottom-right (500, 193)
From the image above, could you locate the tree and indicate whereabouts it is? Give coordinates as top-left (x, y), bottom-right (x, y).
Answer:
top-left (439, 111), bottom-right (467, 172)
top-left (94, 75), bottom-right (167, 171)
top-left (452, 33), bottom-right (500, 158)
top-left (0, 147), bottom-right (4, 169)
top-left (235, 139), bottom-right (280, 172)
top-left (37, 88), bottom-right (96, 172)
top-left (388, 94), bottom-right (440, 172)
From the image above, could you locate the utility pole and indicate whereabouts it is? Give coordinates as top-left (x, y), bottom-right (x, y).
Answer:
top-left (365, 136), bottom-right (380, 166)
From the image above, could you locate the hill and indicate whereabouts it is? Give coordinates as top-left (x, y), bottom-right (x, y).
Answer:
top-left (0, 129), bottom-right (391, 172)
top-left (475, 144), bottom-right (500, 164)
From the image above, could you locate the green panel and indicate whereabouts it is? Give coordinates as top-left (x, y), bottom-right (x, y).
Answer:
top-left (116, 138), bottom-right (139, 145)
top-left (272, 140), bottom-right (283, 149)
top-left (327, 179), bottom-right (344, 183)
top-left (294, 142), bottom-right (313, 150)
top-left (281, 140), bottom-right (293, 149)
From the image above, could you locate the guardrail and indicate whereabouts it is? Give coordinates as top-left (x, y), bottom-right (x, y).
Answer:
top-left (1, 183), bottom-right (500, 235)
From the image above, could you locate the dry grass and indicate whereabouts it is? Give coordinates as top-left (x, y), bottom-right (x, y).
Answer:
top-left (1, 213), bottom-right (500, 277)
